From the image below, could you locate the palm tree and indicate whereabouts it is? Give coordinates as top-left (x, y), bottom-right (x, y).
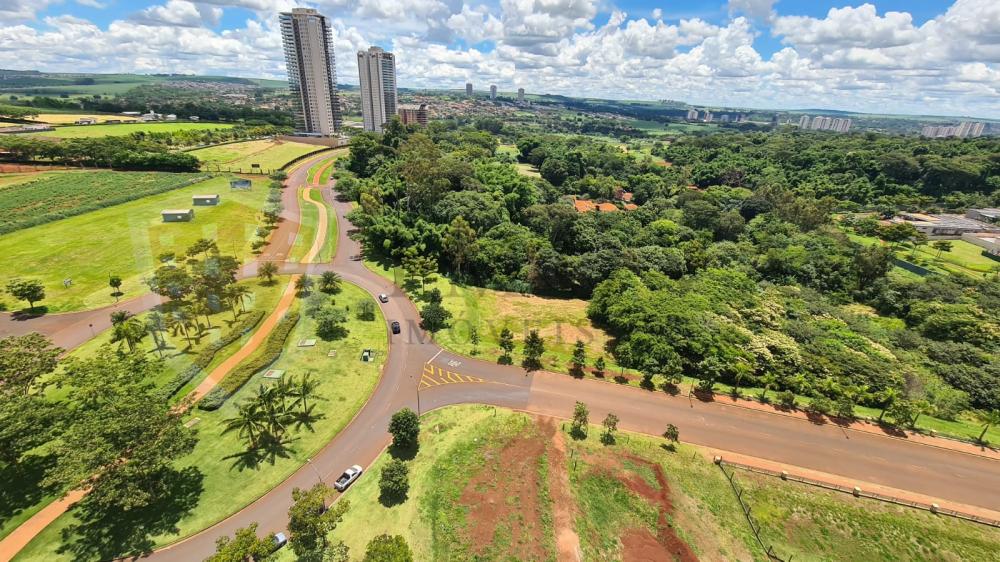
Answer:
top-left (112, 317), bottom-right (146, 352)
top-left (319, 271), bottom-right (342, 294)
top-left (172, 308), bottom-right (197, 345)
top-left (758, 372), bottom-right (778, 401)
top-left (224, 401), bottom-right (266, 449)
top-left (254, 384), bottom-right (291, 440)
top-left (291, 373), bottom-right (321, 415)
top-left (976, 409), bottom-right (1000, 444)
top-left (877, 387), bottom-right (901, 423)
top-left (146, 312), bottom-right (167, 358)
top-left (230, 284), bottom-right (252, 313)
top-left (109, 309), bottom-right (132, 326)
top-left (258, 261), bottom-right (278, 284)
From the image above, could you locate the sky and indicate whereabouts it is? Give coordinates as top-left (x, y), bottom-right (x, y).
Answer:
top-left (0, 1), bottom-right (998, 118)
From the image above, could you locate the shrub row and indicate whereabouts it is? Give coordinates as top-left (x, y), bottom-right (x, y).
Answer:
top-left (160, 309), bottom-right (265, 400)
top-left (197, 311), bottom-right (300, 410)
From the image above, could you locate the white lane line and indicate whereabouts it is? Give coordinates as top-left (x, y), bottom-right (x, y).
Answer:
top-left (428, 348), bottom-right (444, 364)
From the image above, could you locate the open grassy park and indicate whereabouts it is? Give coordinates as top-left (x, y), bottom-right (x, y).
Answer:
top-left (189, 139), bottom-right (324, 173)
top-left (26, 122), bottom-right (234, 139)
top-left (14, 282), bottom-right (388, 562)
top-left (0, 173), bottom-right (268, 312)
top-left (321, 405), bottom-right (1000, 561)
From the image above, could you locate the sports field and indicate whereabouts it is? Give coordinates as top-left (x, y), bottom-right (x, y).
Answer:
top-left (29, 114), bottom-right (131, 125)
top-left (190, 139), bottom-right (324, 172)
top-left (0, 174), bottom-right (268, 312)
top-left (26, 122), bottom-right (234, 139)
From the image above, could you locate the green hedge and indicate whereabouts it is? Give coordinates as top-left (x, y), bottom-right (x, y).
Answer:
top-left (160, 310), bottom-right (265, 400)
top-left (197, 311), bottom-right (300, 410)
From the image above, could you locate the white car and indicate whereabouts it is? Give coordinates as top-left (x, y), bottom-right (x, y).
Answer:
top-left (378, 293), bottom-right (389, 303)
top-left (334, 464), bottom-right (363, 492)
top-left (273, 532), bottom-right (288, 549)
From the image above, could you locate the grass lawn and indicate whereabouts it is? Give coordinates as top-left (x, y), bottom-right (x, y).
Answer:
top-left (26, 122), bottom-right (234, 139)
top-left (306, 149), bottom-right (347, 185)
top-left (325, 405), bottom-right (1000, 562)
top-left (288, 187), bottom-right (336, 264)
top-left (190, 140), bottom-right (323, 173)
top-left (0, 174), bottom-right (268, 313)
top-left (0, 172), bottom-right (55, 189)
top-left (0, 170), bottom-right (209, 235)
top-left (845, 230), bottom-right (999, 278)
top-left (0, 278), bottom-right (286, 542)
top-left (14, 283), bottom-right (388, 562)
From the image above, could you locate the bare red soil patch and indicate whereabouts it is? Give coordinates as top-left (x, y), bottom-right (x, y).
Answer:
top-left (458, 422), bottom-right (553, 560)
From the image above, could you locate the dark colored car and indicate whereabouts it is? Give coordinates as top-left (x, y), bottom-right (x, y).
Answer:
top-left (391, 321), bottom-right (401, 334)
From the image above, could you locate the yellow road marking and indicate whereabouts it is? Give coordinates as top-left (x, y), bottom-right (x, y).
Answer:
top-left (419, 363), bottom-right (487, 388)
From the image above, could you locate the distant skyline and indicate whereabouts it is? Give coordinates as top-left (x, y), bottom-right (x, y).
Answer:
top-left (1, 1), bottom-right (998, 119)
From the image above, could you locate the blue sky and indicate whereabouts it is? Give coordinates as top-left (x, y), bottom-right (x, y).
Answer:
top-left (1, 1), bottom-right (997, 118)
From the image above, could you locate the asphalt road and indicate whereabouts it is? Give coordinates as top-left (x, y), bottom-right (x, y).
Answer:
top-left (3, 158), bottom-right (1000, 561)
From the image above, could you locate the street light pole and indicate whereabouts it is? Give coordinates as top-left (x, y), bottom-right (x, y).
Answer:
top-left (306, 458), bottom-right (323, 485)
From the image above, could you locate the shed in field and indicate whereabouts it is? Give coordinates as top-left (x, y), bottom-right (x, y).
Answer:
top-left (192, 194), bottom-right (220, 206)
top-left (162, 209), bottom-right (194, 222)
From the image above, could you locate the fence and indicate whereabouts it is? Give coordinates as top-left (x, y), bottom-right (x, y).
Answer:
top-left (202, 165), bottom-right (277, 176)
top-left (717, 460), bottom-right (787, 561)
top-left (720, 459), bottom-right (1000, 529)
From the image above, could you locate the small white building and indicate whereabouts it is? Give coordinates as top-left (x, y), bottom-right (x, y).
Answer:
top-left (165, 114), bottom-right (177, 121)
top-left (74, 117), bottom-right (97, 125)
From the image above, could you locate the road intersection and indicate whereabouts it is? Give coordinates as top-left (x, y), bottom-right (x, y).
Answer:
top-left (2, 152), bottom-right (999, 561)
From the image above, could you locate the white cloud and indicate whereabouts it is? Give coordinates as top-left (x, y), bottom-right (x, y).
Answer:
top-left (131, 0), bottom-right (224, 28)
top-left (728, 0), bottom-right (776, 23)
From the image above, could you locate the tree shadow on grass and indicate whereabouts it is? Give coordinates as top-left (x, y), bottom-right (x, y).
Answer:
top-left (10, 306), bottom-right (49, 320)
top-left (804, 411), bottom-right (828, 426)
top-left (225, 435), bottom-right (299, 472)
top-left (0, 454), bottom-right (60, 524)
top-left (387, 442), bottom-right (417, 462)
top-left (56, 466), bottom-right (204, 561)
top-left (378, 488), bottom-right (409, 507)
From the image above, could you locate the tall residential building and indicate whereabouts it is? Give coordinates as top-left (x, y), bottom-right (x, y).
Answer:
top-left (397, 104), bottom-right (428, 126)
top-left (922, 121), bottom-right (985, 139)
top-left (703, 111), bottom-right (713, 123)
top-left (686, 108), bottom-right (698, 121)
top-left (490, 84), bottom-right (497, 99)
top-left (517, 88), bottom-right (525, 103)
top-left (279, 8), bottom-right (342, 135)
top-left (357, 46), bottom-right (397, 133)
top-left (798, 115), bottom-right (810, 129)
top-left (466, 82), bottom-right (473, 96)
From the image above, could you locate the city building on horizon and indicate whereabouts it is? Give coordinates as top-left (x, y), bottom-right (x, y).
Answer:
top-left (490, 84), bottom-right (497, 99)
top-left (921, 121), bottom-right (985, 139)
top-left (686, 108), bottom-right (698, 121)
top-left (801, 114), bottom-right (851, 133)
top-left (517, 88), bottom-right (525, 103)
top-left (703, 111), bottom-right (713, 123)
top-left (279, 8), bottom-right (342, 135)
top-left (466, 82), bottom-right (473, 96)
top-left (357, 46), bottom-right (397, 133)
top-left (398, 103), bottom-right (428, 127)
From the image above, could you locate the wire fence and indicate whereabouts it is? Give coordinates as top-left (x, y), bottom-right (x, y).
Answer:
top-left (717, 460), bottom-right (788, 561)
top-left (720, 459), bottom-right (1000, 530)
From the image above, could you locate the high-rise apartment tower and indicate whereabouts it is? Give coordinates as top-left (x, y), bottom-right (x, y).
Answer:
top-left (357, 46), bottom-right (398, 133)
top-left (279, 8), bottom-right (342, 135)
top-left (466, 82), bottom-right (473, 96)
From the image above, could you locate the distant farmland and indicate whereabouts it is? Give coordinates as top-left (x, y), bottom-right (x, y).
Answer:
top-left (0, 170), bottom-right (208, 234)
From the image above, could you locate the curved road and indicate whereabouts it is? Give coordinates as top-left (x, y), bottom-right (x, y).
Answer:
top-left (3, 155), bottom-right (1000, 561)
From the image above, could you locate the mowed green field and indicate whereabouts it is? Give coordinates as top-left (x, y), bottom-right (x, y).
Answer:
top-left (16, 283), bottom-right (388, 562)
top-left (190, 139), bottom-right (324, 172)
top-left (0, 174), bottom-right (268, 312)
top-left (25, 122), bottom-right (234, 139)
top-left (0, 170), bottom-right (208, 235)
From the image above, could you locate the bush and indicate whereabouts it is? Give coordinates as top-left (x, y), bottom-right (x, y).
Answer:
top-left (197, 311), bottom-right (300, 410)
top-left (776, 390), bottom-right (796, 409)
top-left (388, 408), bottom-right (420, 449)
top-left (834, 396), bottom-right (855, 419)
top-left (161, 310), bottom-right (265, 399)
top-left (363, 534), bottom-right (412, 562)
top-left (805, 395), bottom-right (833, 415)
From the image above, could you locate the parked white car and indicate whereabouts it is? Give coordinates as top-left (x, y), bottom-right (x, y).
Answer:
top-left (334, 465), bottom-right (363, 492)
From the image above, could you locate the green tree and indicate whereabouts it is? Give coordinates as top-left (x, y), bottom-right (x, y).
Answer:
top-left (315, 305), bottom-right (349, 340)
top-left (469, 326), bottom-right (480, 355)
top-left (108, 275), bottom-right (123, 301)
top-left (570, 339), bottom-right (586, 376)
top-left (571, 401), bottom-right (589, 438)
top-left (976, 409), bottom-right (1000, 444)
top-left (224, 400), bottom-right (266, 450)
top-left (296, 274), bottom-right (315, 295)
top-left (379, 459), bottom-right (410, 501)
top-left (6, 278), bottom-right (45, 311)
top-left (932, 240), bottom-right (953, 258)
top-left (319, 271), bottom-right (342, 294)
top-left (357, 299), bottom-right (376, 321)
top-left (442, 215), bottom-right (478, 275)
top-left (45, 348), bottom-right (197, 510)
top-left (288, 483), bottom-right (350, 560)
top-left (594, 355), bottom-right (606, 377)
top-left (206, 523), bottom-right (276, 562)
top-left (601, 412), bottom-right (619, 444)
top-left (498, 327), bottom-right (515, 364)
top-left (877, 387), bottom-right (901, 423)
top-left (0, 334), bottom-right (63, 464)
top-left (662, 424), bottom-right (680, 449)
top-left (419, 301), bottom-right (452, 335)
top-left (0, 333), bottom-right (61, 396)
top-left (258, 261), bottom-right (279, 284)
top-left (886, 399), bottom-right (919, 428)
top-left (363, 534), bottom-right (413, 562)
top-left (388, 408), bottom-right (420, 449)
top-left (521, 329), bottom-right (545, 373)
